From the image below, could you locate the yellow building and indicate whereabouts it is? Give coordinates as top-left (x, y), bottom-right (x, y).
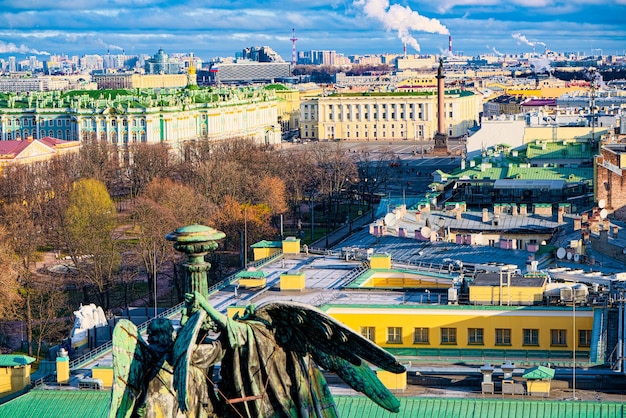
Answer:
top-left (0, 355), bottom-right (35, 396)
top-left (300, 89), bottom-right (478, 142)
top-left (92, 73), bottom-right (192, 89)
top-left (250, 240), bottom-right (282, 261)
top-left (469, 274), bottom-right (546, 306)
top-left (274, 87), bottom-right (301, 133)
top-left (0, 136), bottom-right (81, 170)
top-left (280, 271), bottom-right (306, 291)
top-left (325, 304), bottom-right (595, 364)
top-left (281, 237), bottom-right (301, 255)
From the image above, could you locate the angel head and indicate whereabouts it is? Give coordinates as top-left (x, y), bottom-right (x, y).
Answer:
top-left (147, 318), bottom-right (174, 350)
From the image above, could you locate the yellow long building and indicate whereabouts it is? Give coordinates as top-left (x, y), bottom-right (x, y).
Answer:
top-left (300, 89), bottom-right (479, 142)
top-left (326, 304), bottom-right (596, 365)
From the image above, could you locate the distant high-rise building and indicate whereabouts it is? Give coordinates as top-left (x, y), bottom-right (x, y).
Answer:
top-left (237, 46), bottom-right (284, 63)
top-left (298, 50), bottom-right (337, 66)
top-left (8, 56), bottom-right (17, 73)
top-left (144, 48), bottom-right (183, 75)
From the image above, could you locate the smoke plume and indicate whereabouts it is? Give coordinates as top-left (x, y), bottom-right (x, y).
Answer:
top-left (492, 47), bottom-right (503, 56)
top-left (96, 38), bottom-right (124, 52)
top-left (354, 0), bottom-right (449, 52)
top-left (0, 40), bottom-right (49, 55)
top-left (512, 32), bottom-right (538, 47)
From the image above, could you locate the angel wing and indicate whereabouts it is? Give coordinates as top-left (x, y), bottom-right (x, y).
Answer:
top-left (108, 319), bottom-right (148, 418)
top-left (172, 309), bottom-right (206, 413)
top-left (251, 301), bottom-right (405, 413)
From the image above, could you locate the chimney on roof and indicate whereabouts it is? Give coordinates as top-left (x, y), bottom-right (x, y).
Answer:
top-left (520, 204), bottom-right (527, 216)
top-left (613, 225), bottom-right (619, 238)
top-left (557, 207), bottom-right (564, 223)
top-left (482, 208), bottom-right (489, 223)
top-left (511, 204), bottom-right (518, 216)
top-left (494, 204), bottom-right (501, 216)
top-left (456, 210), bottom-right (462, 220)
top-left (415, 211), bottom-right (421, 223)
top-left (574, 217), bottom-right (581, 231)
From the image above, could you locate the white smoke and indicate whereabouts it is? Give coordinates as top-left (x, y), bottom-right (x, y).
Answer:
top-left (492, 47), bottom-right (503, 56)
top-left (512, 33), bottom-right (548, 53)
top-left (529, 57), bottom-right (552, 73)
top-left (512, 33), bottom-right (535, 47)
top-left (354, 0), bottom-right (449, 52)
top-left (96, 38), bottom-right (124, 52)
top-left (0, 40), bottom-right (50, 55)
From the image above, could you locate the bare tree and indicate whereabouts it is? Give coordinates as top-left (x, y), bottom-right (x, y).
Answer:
top-left (124, 142), bottom-right (174, 199)
top-left (310, 143), bottom-right (358, 227)
top-left (0, 226), bottom-right (21, 321)
top-left (29, 275), bottom-right (71, 359)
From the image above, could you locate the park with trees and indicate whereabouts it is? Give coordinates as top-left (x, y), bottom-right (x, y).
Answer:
top-left (0, 137), bottom-right (396, 359)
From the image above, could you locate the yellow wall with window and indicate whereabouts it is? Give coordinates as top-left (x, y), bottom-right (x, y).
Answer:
top-left (325, 305), bottom-right (594, 354)
top-left (469, 285), bottom-right (544, 306)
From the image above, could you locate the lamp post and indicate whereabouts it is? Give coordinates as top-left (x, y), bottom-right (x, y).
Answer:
top-left (572, 299), bottom-right (577, 400)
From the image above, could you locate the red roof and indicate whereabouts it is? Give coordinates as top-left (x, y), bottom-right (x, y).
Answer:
top-left (0, 136), bottom-right (77, 160)
top-left (0, 140), bottom-right (31, 157)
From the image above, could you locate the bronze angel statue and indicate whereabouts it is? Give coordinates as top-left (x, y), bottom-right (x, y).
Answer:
top-left (109, 291), bottom-right (406, 417)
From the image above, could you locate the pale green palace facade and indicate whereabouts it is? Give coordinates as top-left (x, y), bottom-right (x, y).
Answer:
top-left (0, 87), bottom-right (282, 152)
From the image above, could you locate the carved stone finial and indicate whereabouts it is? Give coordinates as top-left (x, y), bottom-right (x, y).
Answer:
top-left (165, 224), bottom-right (225, 300)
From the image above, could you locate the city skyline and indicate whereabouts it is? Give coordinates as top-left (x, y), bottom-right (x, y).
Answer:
top-left (0, 0), bottom-right (625, 62)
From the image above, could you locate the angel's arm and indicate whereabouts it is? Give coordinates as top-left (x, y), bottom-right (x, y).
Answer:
top-left (185, 291), bottom-right (227, 330)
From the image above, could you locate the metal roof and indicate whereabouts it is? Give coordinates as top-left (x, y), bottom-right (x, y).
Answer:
top-left (3, 391), bottom-right (624, 418)
top-left (0, 354), bottom-right (36, 367)
top-left (472, 273), bottom-right (546, 288)
top-left (493, 179), bottom-right (566, 190)
top-left (523, 365), bottom-right (556, 380)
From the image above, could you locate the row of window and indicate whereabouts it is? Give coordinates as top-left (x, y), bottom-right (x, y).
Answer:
top-left (361, 327), bottom-right (592, 347)
top-left (4, 119), bottom-right (69, 127)
top-left (83, 119), bottom-right (147, 128)
top-left (3, 130), bottom-right (70, 140)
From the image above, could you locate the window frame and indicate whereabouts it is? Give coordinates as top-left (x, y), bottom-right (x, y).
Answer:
top-left (550, 329), bottom-right (567, 347)
top-left (413, 327), bottom-right (429, 344)
top-left (468, 328), bottom-right (484, 345)
top-left (495, 328), bottom-right (512, 346)
top-left (578, 329), bottom-right (592, 347)
top-left (386, 327), bottom-right (403, 344)
top-left (440, 327), bottom-right (457, 345)
top-left (523, 328), bottom-right (539, 346)
top-left (360, 326), bottom-right (375, 343)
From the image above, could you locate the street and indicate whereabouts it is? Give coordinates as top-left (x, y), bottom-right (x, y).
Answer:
top-left (299, 139), bottom-right (464, 197)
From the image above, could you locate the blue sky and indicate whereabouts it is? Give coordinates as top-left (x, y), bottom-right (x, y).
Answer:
top-left (0, 0), bottom-right (625, 61)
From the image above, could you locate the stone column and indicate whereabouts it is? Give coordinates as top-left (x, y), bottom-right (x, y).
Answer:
top-left (166, 224), bottom-right (225, 326)
top-left (166, 224), bottom-right (225, 300)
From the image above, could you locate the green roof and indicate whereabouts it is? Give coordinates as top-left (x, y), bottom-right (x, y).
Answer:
top-left (335, 396), bottom-right (626, 417)
top-left (526, 141), bottom-right (595, 160)
top-left (0, 354), bottom-right (36, 367)
top-left (235, 270), bottom-right (266, 278)
top-left (523, 365), bottom-right (556, 380)
top-left (250, 240), bottom-right (282, 248)
top-left (3, 392), bottom-right (624, 418)
top-left (447, 165), bottom-right (592, 183)
top-left (0, 390), bottom-right (109, 418)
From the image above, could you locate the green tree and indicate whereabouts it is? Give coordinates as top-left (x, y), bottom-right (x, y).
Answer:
top-left (62, 178), bottom-right (120, 309)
